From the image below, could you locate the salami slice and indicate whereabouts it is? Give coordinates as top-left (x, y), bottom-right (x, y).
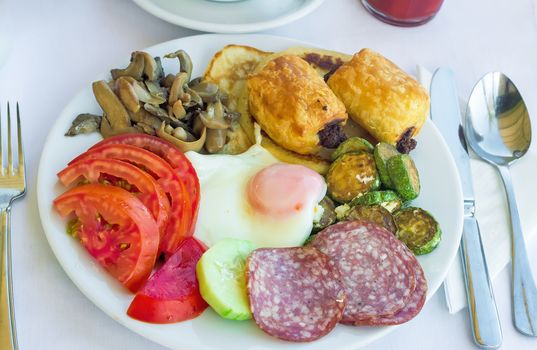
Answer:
top-left (358, 260), bottom-right (427, 325)
top-left (310, 220), bottom-right (416, 324)
top-left (247, 247), bottom-right (346, 342)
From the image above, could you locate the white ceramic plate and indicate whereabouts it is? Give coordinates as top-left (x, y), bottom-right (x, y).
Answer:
top-left (37, 34), bottom-right (464, 350)
top-left (132, 0), bottom-right (324, 33)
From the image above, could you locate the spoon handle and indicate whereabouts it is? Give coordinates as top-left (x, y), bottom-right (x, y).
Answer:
top-left (497, 164), bottom-right (537, 337)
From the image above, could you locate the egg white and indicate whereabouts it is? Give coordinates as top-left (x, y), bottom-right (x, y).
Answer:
top-left (185, 145), bottom-right (326, 248)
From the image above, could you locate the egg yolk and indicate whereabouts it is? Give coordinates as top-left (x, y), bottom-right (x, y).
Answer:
top-left (246, 163), bottom-right (325, 217)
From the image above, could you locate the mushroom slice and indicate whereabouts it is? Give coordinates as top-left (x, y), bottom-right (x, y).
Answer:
top-left (116, 77), bottom-right (140, 113)
top-left (188, 77), bottom-right (202, 87)
top-left (172, 100), bottom-right (186, 119)
top-left (134, 122), bottom-right (156, 135)
top-left (157, 122), bottom-right (206, 153)
top-left (65, 114), bottom-right (102, 136)
top-left (185, 87), bottom-right (203, 106)
top-left (162, 73), bottom-right (176, 88)
top-left (129, 108), bottom-right (161, 129)
top-left (164, 50), bottom-right (193, 82)
top-left (145, 80), bottom-right (168, 100)
top-left (133, 51), bottom-right (161, 81)
top-left (153, 57), bottom-right (165, 81)
top-left (192, 115), bottom-right (205, 135)
top-left (100, 113), bottom-right (138, 138)
top-left (92, 80), bottom-right (131, 129)
top-left (199, 101), bottom-right (230, 129)
top-left (205, 128), bottom-right (227, 154)
top-left (144, 103), bottom-right (170, 119)
top-left (189, 81), bottom-right (219, 103)
top-left (168, 72), bottom-right (189, 105)
top-left (111, 52), bottom-right (145, 80)
top-left (118, 76), bottom-right (166, 106)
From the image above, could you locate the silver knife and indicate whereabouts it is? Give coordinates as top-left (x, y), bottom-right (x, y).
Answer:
top-left (431, 68), bottom-right (502, 349)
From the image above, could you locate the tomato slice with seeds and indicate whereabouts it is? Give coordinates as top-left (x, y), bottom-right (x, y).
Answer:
top-left (70, 144), bottom-right (192, 257)
top-left (90, 134), bottom-right (200, 235)
top-left (127, 237), bottom-right (208, 323)
top-left (53, 184), bottom-right (159, 292)
top-left (57, 158), bottom-right (171, 240)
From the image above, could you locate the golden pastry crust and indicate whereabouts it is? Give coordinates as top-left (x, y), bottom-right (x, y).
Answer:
top-left (248, 55), bottom-right (348, 155)
top-left (327, 48), bottom-right (429, 146)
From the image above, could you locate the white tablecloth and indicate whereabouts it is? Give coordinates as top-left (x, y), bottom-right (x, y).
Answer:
top-left (1, 0), bottom-right (537, 349)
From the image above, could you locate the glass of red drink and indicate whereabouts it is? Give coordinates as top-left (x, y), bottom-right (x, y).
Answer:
top-left (361, 0), bottom-right (445, 26)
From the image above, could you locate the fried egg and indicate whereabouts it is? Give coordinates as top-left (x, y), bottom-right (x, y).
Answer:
top-left (185, 145), bottom-right (327, 248)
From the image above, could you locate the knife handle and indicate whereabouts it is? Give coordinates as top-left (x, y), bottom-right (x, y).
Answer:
top-left (460, 216), bottom-right (502, 349)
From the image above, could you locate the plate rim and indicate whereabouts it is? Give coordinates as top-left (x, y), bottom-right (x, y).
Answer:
top-left (132, 0), bottom-right (325, 33)
top-left (36, 33), bottom-right (464, 350)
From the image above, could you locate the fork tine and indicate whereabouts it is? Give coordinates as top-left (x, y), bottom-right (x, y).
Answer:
top-left (16, 103), bottom-right (23, 175)
top-left (7, 102), bottom-right (12, 175)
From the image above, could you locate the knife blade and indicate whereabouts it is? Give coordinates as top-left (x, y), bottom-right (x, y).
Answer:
top-left (431, 68), bottom-right (502, 349)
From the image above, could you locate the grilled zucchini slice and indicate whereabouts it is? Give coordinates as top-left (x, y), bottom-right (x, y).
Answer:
top-left (326, 152), bottom-right (380, 203)
top-left (374, 142), bottom-right (400, 188)
top-left (331, 137), bottom-right (374, 161)
top-left (394, 207), bottom-right (441, 255)
top-left (312, 197), bottom-right (337, 233)
top-left (350, 190), bottom-right (402, 213)
top-left (344, 204), bottom-right (397, 234)
top-left (386, 154), bottom-right (420, 201)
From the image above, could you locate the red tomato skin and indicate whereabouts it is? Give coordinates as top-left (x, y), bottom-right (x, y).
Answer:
top-left (127, 292), bottom-right (207, 324)
top-left (127, 237), bottom-right (208, 323)
top-left (89, 134), bottom-right (200, 236)
top-left (53, 184), bottom-right (159, 292)
top-left (57, 158), bottom-right (170, 240)
top-left (69, 143), bottom-right (193, 256)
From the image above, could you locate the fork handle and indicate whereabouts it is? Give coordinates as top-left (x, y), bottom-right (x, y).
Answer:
top-left (1, 207), bottom-right (18, 350)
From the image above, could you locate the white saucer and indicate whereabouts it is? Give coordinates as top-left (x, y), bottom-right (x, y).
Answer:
top-left (132, 0), bottom-right (325, 33)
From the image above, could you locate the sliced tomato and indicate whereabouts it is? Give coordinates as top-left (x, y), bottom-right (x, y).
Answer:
top-left (70, 144), bottom-right (192, 257)
top-left (127, 237), bottom-right (208, 323)
top-left (53, 184), bottom-right (159, 292)
top-left (90, 134), bottom-right (200, 235)
top-left (57, 158), bottom-right (170, 240)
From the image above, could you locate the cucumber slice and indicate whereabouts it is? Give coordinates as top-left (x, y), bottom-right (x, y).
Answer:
top-left (394, 207), bottom-right (441, 255)
top-left (345, 204), bottom-right (397, 234)
top-left (326, 152), bottom-right (380, 203)
top-left (374, 143), bottom-right (400, 188)
top-left (331, 137), bottom-right (374, 161)
top-left (386, 154), bottom-right (420, 201)
top-left (350, 190), bottom-right (402, 213)
top-left (196, 238), bottom-right (254, 320)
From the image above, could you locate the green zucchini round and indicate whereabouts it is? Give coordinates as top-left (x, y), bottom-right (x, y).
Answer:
top-left (386, 154), bottom-right (420, 201)
top-left (345, 204), bottom-right (397, 234)
top-left (394, 207), bottom-right (441, 255)
top-left (350, 190), bottom-right (402, 213)
top-left (326, 152), bottom-right (380, 203)
top-left (374, 142), bottom-right (400, 188)
top-left (331, 137), bottom-right (374, 161)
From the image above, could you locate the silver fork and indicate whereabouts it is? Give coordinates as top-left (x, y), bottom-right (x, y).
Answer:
top-left (0, 102), bottom-right (26, 350)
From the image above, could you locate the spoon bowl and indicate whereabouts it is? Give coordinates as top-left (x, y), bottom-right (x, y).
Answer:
top-left (466, 72), bottom-right (531, 165)
top-left (465, 72), bottom-right (537, 337)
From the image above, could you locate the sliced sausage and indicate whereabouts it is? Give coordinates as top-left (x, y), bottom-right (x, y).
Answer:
top-left (247, 247), bottom-right (346, 342)
top-left (358, 254), bottom-right (427, 326)
top-left (310, 220), bottom-right (417, 324)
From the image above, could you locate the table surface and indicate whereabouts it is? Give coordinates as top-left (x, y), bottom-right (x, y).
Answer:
top-left (1, 0), bottom-right (537, 349)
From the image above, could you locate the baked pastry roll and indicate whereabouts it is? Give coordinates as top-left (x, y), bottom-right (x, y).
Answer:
top-left (248, 55), bottom-right (348, 155)
top-left (327, 49), bottom-right (429, 153)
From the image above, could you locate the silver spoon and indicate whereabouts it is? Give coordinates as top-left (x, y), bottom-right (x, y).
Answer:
top-left (465, 72), bottom-right (536, 337)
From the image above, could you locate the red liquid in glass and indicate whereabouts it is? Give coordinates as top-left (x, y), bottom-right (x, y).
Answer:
top-left (363, 0), bottom-right (444, 26)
